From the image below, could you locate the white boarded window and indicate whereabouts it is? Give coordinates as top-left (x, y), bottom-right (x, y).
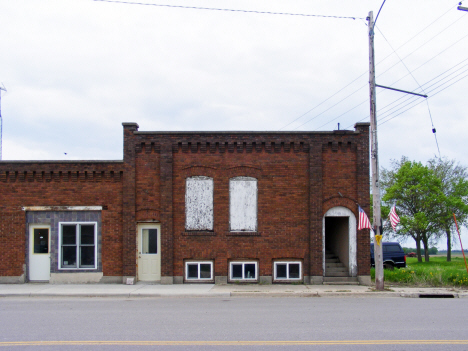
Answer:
top-left (230, 177), bottom-right (257, 231)
top-left (185, 176), bottom-right (214, 230)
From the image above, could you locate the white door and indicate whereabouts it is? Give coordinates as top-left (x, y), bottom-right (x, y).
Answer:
top-left (137, 224), bottom-right (161, 281)
top-left (29, 225), bottom-right (51, 281)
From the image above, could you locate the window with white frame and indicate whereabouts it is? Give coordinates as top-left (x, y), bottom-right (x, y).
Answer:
top-left (274, 261), bottom-right (302, 281)
top-left (230, 261), bottom-right (257, 281)
top-left (59, 223), bottom-right (97, 269)
top-left (229, 177), bottom-right (257, 231)
top-left (185, 176), bottom-right (214, 231)
top-left (185, 261), bottom-right (213, 281)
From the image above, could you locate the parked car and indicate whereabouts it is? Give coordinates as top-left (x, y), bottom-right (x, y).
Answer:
top-left (371, 242), bottom-right (406, 270)
top-left (407, 252), bottom-right (417, 257)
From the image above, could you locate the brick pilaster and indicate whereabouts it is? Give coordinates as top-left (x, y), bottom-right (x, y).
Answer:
top-left (309, 136), bottom-right (323, 277)
top-left (354, 122), bottom-right (370, 276)
top-left (122, 122), bottom-right (139, 277)
top-left (160, 139), bottom-right (174, 280)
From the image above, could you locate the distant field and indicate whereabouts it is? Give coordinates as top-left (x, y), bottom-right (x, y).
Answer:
top-left (432, 253), bottom-right (467, 258)
top-left (371, 256), bottom-right (468, 288)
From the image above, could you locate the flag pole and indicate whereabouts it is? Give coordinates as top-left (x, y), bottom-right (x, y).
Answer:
top-left (453, 213), bottom-right (468, 275)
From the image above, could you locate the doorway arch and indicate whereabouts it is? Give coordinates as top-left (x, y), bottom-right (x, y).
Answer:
top-left (322, 206), bottom-right (357, 277)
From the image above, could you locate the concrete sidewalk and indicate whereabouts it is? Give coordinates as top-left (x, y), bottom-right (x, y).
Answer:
top-left (0, 283), bottom-right (467, 298)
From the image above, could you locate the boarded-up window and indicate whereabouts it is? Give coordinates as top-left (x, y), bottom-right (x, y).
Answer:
top-left (230, 177), bottom-right (257, 231)
top-left (185, 176), bottom-right (214, 230)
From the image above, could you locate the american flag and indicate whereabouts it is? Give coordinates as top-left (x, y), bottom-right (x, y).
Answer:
top-left (358, 206), bottom-right (372, 230)
top-left (389, 204), bottom-right (400, 231)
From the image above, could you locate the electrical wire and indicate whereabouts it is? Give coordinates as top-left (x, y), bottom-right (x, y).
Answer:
top-left (326, 29), bottom-right (468, 131)
top-left (278, 2), bottom-right (458, 131)
top-left (378, 70), bottom-right (468, 126)
top-left (342, 56), bottom-right (468, 130)
top-left (378, 63), bottom-right (468, 124)
top-left (93, 0), bottom-right (362, 19)
top-left (376, 25), bottom-right (442, 158)
top-left (278, 73), bottom-right (367, 130)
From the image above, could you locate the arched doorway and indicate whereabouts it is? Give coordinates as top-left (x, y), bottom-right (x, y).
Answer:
top-left (322, 206), bottom-right (357, 277)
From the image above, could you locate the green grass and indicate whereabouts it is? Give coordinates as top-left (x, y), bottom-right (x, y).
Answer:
top-left (371, 257), bottom-right (468, 287)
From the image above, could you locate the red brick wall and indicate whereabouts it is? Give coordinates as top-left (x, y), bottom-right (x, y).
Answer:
top-left (131, 125), bottom-right (370, 280)
top-left (0, 163), bottom-right (124, 277)
top-left (0, 123), bottom-right (370, 281)
top-left (171, 147), bottom-right (310, 278)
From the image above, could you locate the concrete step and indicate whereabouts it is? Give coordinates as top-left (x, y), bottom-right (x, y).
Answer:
top-left (323, 277), bottom-right (359, 285)
top-left (324, 271), bottom-right (349, 277)
top-left (325, 258), bottom-right (340, 263)
top-left (325, 262), bottom-right (344, 268)
top-left (325, 267), bottom-right (348, 276)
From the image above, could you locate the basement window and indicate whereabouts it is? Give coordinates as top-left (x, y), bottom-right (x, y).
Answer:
top-left (185, 261), bottom-right (213, 281)
top-left (59, 223), bottom-right (97, 269)
top-left (229, 177), bottom-right (257, 231)
top-left (274, 261), bottom-right (302, 281)
top-left (185, 176), bottom-right (214, 231)
top-left (230, 261), bottom-right (258, 281)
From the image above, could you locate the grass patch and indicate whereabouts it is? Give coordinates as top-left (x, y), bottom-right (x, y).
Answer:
top-left (371, 257), bottom-right (468, 287)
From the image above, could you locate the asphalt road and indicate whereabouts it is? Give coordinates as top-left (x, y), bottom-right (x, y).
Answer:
top-left (0, 297), bottom-right (467, 350)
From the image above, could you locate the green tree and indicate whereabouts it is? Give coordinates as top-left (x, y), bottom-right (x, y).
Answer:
top-left (427, 157), bottom-right (468, 261)
top-left (381, 157), bottom-right (444, 262)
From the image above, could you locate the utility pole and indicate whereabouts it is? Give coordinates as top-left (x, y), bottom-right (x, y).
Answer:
top-left (368, 11), bottom-right (384, 290)
top-left (0, 85), bottom-right (6, 161)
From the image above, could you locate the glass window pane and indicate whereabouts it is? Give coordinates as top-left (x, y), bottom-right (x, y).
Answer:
top-left (62, 225), bottom-right (76, 245)
top-left (33, 229), bottom-right (49, 254)
top-left (276, 263), bottom-right (287, 279)
top-left (231, 264), bottom-right (243, 279)
top-left (80, 225), bottom-right (95, 245)
top-left (62, 246), bottom-right (77, 267)
top-left (386, 245), bottom-right (401, 252)
top-left (289, 264), bottom-right (300, 279)
top-left (80, 246), bottom-right (95, 267)
top-left (142, 229), bottom-right (157, 254)
top-left (187, 264), bottom-right (198, 279)
top-left (199, 264), bottom-right (211, 279)
top-left (244, 264), bottom-right (256, 279)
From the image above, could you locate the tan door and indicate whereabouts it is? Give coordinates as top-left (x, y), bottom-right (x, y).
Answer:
top-left (137, 224), bottom-right (161, 281)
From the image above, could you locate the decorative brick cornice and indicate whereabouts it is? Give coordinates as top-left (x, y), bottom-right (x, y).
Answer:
top-left (173, 141), bottom-right (310, 154)
top-left (0, 170), bottom-right (123, 183)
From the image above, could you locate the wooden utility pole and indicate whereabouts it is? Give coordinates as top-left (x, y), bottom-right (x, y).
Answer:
top-left (368, 11), bottom-right (384, 290)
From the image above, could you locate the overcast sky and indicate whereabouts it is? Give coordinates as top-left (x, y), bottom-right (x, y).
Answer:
top-left (1, 0), bottom-right (468, 249)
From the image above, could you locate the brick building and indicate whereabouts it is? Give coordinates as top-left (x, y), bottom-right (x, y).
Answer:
top-left (0, 122), bottom-right (371, 284)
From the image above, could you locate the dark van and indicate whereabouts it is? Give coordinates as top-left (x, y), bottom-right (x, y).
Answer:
top-left (371, 242), bottom-right (406, 269)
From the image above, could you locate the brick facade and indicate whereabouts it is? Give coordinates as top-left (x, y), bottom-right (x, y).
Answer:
top-left (0, 122), bottom-right (370, 284)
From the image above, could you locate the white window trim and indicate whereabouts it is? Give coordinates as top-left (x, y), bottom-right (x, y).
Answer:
top-left (58, 222), bottom-right (98, 270)
top-left (273, 261), bottom-right (302, 281)
top-left (185, 261), bottom-right (213, 281)
top-left (229, 261), bottom-right (258, 281)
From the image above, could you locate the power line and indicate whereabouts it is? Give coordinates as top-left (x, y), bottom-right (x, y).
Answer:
top-left (278, 73), bottom-right (366, 130)
top-left (279, 2), bottom-right (462, 131)
top-left (93, 0), bottom-right (362, 19)
top-left (323, 30), bottom-right (468, 131)
top-left (291, 85), bottom-right (367, 131)
top-left (378, 70), bottom-right (468, 126)
top-left (343, 56), bottom-right (468, 129)
top-left (378, 64), bottom-right (468, 124)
